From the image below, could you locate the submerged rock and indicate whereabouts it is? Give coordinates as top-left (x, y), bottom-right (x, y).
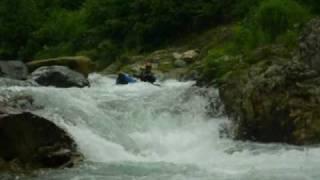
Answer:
top-left (30, 66), bottom-right (90, 88)
top-left (0, 109), bottom-right (82, 171)
top-left (0, 61), bottom-right (28, 80)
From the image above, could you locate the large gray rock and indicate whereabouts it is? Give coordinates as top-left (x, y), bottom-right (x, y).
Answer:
top-left (0, 105), bottom-right (82, 171)
top-left (0, 61), bottom-right (28, 80)
top-left (30, 66), bottom-right (90, 88)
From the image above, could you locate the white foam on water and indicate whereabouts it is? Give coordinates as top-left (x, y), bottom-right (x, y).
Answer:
top-left (2, 73), bottom-right (320, 180)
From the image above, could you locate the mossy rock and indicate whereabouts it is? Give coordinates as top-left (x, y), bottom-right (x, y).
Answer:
top-left (27, 56), bottom-right (96, 77)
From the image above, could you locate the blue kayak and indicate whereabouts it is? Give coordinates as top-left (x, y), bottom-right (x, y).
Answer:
top-left (116, 73), bottom-right (137, 85)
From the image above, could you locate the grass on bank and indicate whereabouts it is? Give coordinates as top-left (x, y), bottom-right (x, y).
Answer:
top-left (202, 0), bottom-right (311, 82)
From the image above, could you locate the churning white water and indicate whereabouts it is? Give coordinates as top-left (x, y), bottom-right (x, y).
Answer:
top-left (1, 74), bottom-right (320, 180)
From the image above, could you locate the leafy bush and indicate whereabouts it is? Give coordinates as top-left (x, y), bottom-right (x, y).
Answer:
top-left (34, 43), bottom-right (73, 59)
top-left (232, 25), bottom-right (263, 54)
top-left (203, 46), bottom-right (240, 80)
top-left (31, 9), bottom-right (87, 59)
top-left (254, 0), bottom-right (310, 40)
top-left (202, 0), bottom-right (310, 82)
top-left (226, 0), bottom-right (309, 55)
top-left (296, 0), bottom-right (320, 13)
top-left (0, 0), bottom-right (40, 59)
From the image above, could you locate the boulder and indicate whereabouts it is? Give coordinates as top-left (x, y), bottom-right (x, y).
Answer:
top-left (172, 52), bottom-right (183, 60)
top-left (30, 66), bottom-right (89, 88)
top-left (27, 56), bottom-right (95, 77)
top-left (0, 61), bottom-right (28, 80)
top-left (0, 108), bottom-right (82, 170)
top-left (181, 50), bottom-right (199, 63)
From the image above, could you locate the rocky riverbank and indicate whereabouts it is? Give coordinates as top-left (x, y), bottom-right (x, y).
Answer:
top-left (218, 18), bottom-right (320, 145)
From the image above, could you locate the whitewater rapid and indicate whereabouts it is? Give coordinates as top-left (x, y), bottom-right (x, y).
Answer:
top-left (1, 74), bottom-right (320, 180)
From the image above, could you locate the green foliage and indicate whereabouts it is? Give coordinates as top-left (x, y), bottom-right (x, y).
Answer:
top-left (34, 43), bottom-right (73, 59)
top-left (0, 0), bottom-right (40, 59)
top-left (231, 23), bottom-right (273, 55)
top-left (95, 41), bottom-right (120, 66)
top-left (230, 0), bottom-right (309, 54)
top-left (276, 30), bottom-right (299, 49)
top-left (254, 0), bottom-right (310, 40)
top-left (296, 0), bottom-right (320, 13)
top-left (202, 0), bottom-right (310, 82)
top-left (36, 10), bottom-right (87, 45)
top-left (222, 0), bottom-right (309, 54)
top-left (203, 47), bottom-right (239, 80)
top-left (0, 0), bottom-right (316, 71)
top-left (33, 9), bottom-right (87, 59)
top-left (83, 0), bottom-right (232, 52)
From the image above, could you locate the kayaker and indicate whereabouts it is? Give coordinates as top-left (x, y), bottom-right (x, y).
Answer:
top-left (137, 63), bottom-right (156, 84)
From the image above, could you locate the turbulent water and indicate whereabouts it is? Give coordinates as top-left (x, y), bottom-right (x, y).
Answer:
top-left (1, 74), bottom-right (320, 180)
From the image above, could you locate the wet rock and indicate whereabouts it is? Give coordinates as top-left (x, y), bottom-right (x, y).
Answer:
top-left (27, 56), bottom-right (95, 77)
top-left (0, 61), bottom-right (28, 80)
top-left (30, 66), bottom-right (90, 88)
top-left (0, 108), bottom-right (82, 170)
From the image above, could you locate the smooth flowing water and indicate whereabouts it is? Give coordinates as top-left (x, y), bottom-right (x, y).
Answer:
top-left (1, 74), bottom-right (320, 180)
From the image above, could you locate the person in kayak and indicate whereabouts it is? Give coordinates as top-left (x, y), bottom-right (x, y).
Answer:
top-left (136, 63), bottom-right (156, 84)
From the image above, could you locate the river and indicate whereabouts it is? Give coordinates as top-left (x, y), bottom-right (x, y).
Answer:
top-left (1, 74), bottom-right (320, 180)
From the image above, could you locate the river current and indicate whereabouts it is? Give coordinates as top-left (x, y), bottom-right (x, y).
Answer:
top-left (1, 74), bottom-right (320, 180)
